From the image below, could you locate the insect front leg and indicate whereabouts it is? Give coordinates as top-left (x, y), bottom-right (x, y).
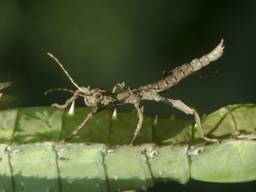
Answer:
top-left (159, 97), bottom-right (219, 143)
top-left (129, 103), bottom-right (144, 146)
top-left (51, 90), bottom-right (80, 109)
top-left (63, 107), bottom-right (98, 142)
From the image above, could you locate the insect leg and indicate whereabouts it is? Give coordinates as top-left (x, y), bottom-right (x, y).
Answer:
top-left (51, 90), bottom-right (80, 109)
top-left (129, 103), bottom-right (144, 146)
top-left (160, 97), bottom-right (218, 143)
top-left (44, 88), bottom-right (75, 95)
top-left (51, 97), bottom-right (76, 109)
top-left (63, 107), bottom-right (98, 142)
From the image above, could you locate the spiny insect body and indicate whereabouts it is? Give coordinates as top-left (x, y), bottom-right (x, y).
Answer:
top-left (46, 39), bottom-right (224, 145)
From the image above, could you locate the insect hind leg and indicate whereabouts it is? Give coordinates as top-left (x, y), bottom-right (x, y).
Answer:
top-left (160, 97), bottom-right (219, 143)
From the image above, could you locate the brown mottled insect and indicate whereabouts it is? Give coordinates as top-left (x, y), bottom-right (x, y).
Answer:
top-left (46, 39), bottom-right (224, 145)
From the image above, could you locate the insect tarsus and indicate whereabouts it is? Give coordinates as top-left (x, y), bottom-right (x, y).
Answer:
top-left (46, 39), bottom-right (224, 145)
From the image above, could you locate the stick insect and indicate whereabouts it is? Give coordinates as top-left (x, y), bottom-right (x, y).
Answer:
top-left (46, 39), bottom-right (224, 145)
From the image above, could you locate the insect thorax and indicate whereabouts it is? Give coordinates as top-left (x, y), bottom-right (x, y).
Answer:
top-left (84, 89), bottom-right (117, 107)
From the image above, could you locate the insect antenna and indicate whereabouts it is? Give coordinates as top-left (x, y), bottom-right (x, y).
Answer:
top-left (47, 52), bottom-right (85, 92)
top-left (44, 88), bottom-right (75, 95)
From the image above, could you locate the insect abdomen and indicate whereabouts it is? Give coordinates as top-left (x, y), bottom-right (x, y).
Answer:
top-left (139, 39), bottom-right (224, 93)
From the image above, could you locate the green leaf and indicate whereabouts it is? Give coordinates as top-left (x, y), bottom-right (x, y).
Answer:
top-left (0, 104), bottom-right (256, 191)
top-left (0, 82), bottom-right (13, 91)
top-left (0, 95), bottom-right (16, 106)
top-left (190, 139), bottom-right (256, 182)
top-left (0, 82), bottom-right (16, 109)
top-left (0, 140), bottom-right (256, 192)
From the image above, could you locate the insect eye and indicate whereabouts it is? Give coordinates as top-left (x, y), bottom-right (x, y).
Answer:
top-left (95, 93), bottom-right (102, 99)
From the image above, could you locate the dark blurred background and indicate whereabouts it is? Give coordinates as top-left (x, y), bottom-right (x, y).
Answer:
top-left (0, 0), bottom-right (256, 191)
